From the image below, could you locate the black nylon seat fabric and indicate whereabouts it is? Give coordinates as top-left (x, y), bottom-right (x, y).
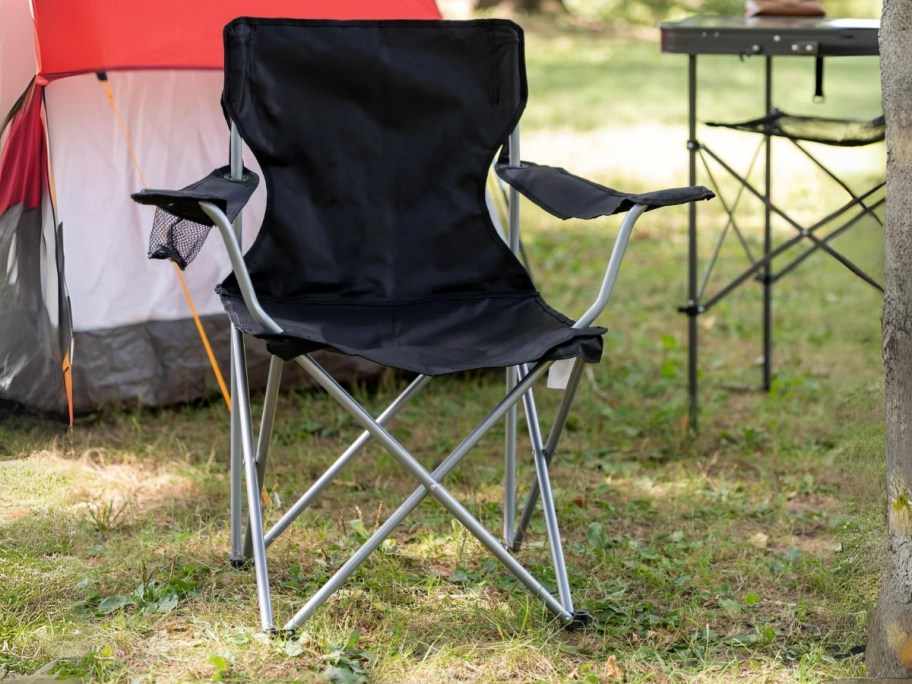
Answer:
top-left (707, 109), bottom-right (886, 147)
top-left (495, 161), bottom-right (715, 220)
top-left (217, 18), bottom-right (605, 375)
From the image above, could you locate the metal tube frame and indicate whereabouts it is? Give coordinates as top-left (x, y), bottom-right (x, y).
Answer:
top-left (242, 357), bottom-right (284, 559)
top-left (286, 354), bottom-right (571, 628)
top-left (762, 57), bottom-right (773, 392)
top-left (503, 127), bottom-right (522, 548)
top-left (519, 372), bottom-right (574, 611)
top-left (229, 331), bottom-right (244, 564)
top-left (228, 122), bottom-right (246, 565)
top-left (686, 54), bottom-right (700, 431)
top-left (232, 331), bottom-right (275, 631)
top-left (200, 121), bottom-right (654, 632)
top-left (511, 357), bottom-right (586, 552)
top-left (264, 373), bottom-right (432, 547)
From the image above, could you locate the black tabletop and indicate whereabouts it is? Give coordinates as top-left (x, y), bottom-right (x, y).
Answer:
top-left (660, 15), bottom-right (879, 57)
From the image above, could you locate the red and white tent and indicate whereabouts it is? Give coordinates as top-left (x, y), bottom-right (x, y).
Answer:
top-left (0, 0), bottom-right (441, 419)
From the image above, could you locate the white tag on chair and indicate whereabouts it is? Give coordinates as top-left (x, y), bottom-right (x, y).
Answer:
top-left (547, 359), bottom-right (575, 390)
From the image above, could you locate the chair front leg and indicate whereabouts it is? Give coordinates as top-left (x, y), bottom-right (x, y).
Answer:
top-left (232, 328), bottom-right (275, 632)
top-left (521, 379), bottom-right (574, 614)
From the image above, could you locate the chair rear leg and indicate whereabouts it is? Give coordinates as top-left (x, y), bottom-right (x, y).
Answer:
top-left (504, 125), bottom-right (522, 551)
top-left (504, 365), bottom-right (519, 548)
top-left (512, 358), bottom-right (586, 552)
top-left (242, 356), bottom-right (284, 560)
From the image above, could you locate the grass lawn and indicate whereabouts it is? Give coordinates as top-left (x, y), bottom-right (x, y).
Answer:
top-left (0, 18), bottom-right (885, 683)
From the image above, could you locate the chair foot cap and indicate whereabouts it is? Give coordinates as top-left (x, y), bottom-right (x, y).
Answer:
top-left (564, 611), bottom-right (593, 630)
top-left (229, 557), bottom-right (252, 570)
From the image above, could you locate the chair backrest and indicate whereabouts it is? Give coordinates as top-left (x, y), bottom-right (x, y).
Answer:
top-left (222, 18), bottom-right (534, 302)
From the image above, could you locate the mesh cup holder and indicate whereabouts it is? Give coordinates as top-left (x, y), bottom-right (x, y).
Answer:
top-left (148, 207), bottom-right (213, 270)
top-left (707, 109), bottom-right (885, 147)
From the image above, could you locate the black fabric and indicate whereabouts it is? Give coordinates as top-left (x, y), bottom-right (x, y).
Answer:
top-left (707, 109), bottom-right (885, 147)
top-left (70, 315), bottom-right (384, 414)
top-left (145, 208), bottom-right (212, 270)
top-left (495, 161), bottom-right (714, 220)
top-left (133, 166), bottom-right (258, 269)
top-left (0, 205), bottom-right (68, 414)
top-left (220, 290), bottom-right (604, 374)
top-left (217, 18), bottom-right (607, 375)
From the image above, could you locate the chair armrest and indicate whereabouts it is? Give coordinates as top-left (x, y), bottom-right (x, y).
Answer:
top-left (131, 166), bottom-right (259, 269)
top-left (495, 161), bottom-right (714, 220)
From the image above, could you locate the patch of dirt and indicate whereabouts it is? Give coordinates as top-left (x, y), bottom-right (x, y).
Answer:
top-left (788, 535), bottom-right (842, 557)
top-left (786, 493), bottom-right (840, 516)
top-left (0, 449), bottom-right (197, 528)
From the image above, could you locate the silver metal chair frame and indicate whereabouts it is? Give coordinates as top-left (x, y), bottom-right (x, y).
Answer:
top-left (201, 123), bottom-right (647, 632)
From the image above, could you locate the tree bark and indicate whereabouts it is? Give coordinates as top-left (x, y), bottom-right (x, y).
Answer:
top-left (866, 0), bottom-right (912, 677)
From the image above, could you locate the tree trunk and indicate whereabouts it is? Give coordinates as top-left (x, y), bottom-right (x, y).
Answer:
top-left (866, 0), bottom-right (912, 677)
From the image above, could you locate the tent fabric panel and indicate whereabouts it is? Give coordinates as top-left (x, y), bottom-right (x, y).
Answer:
top-left (0, 204), bottom-right (67, 414)
top-left (0, 0), bottom-right (38, 121)
top-left (0, 85), bottom-right (47, 216)
top-left (71, 314), bottom-right (236, 412)
top-left (71, 315), bottom-right (383, 414)
top-left (45, 71), bottom-right (265, 331)
top-left (33, 0), bottom-right (442, 78)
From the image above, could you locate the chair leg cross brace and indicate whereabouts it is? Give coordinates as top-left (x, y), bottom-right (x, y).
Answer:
top-left (699, 144), bottom-right (883, 291)
top-left (290, 353), bottom-right (577, 626)
top-left (229, 350), bottom-right (585, 631)
top-left (262, 373), bottom-right (434, 549)
top-left (511, 358), bottom-right (586, 552)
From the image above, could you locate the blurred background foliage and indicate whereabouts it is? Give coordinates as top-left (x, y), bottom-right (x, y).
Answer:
top-left (476, 0), bottom-right (880, 25)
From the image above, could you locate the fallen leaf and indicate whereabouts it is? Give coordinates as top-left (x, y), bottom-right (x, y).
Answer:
top-left (749, 532), bottom-right (769, 549)
top-left (603, 654), bottom-right (623, 680)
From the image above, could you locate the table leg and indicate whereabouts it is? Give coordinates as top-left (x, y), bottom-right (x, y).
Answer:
top-left (762, 56), bottom-right (773, 391)
top-left (687, 54), bottom-right (700, 430)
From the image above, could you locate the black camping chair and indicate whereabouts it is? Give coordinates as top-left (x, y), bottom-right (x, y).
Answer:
top-left (133, 18), bottom-right (713, 632)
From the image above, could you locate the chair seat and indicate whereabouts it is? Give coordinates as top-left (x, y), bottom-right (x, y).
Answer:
top-left (706, 108), bottom-right (885, 147)
top-left (218, 287), bottom-right (604, 375)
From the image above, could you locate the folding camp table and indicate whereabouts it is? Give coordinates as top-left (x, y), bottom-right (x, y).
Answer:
top-left (660, 15), bottom-right (882, 428)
